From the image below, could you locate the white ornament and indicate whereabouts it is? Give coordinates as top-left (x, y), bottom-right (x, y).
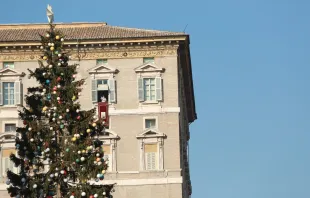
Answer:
top-left (50, 127), bottom-right (53, 130)
top-left (45, 148), bottom-right (50, 152)
top-left (33, 184), bottom-right (37, 188)
top-left (51, 43), bottom-right (54, 46)
top-left (52, 118), bottom-right (56, 121)
top-left (53, 91), bottom-right (57, 94)
top-left (66, 109), bottom-right (70, 112)
top-left (48, 43), bottom-right (51, 46)
top-left (61, 38), bottom-right (64, 42)
top-left (43, 88), bottom-right (46, 92)
top-left (58, 63), bottom-right (61, 66)
top-left (42, 72), bottom-right (46, 76)
top-left (64, 178), bottom-right (68, 182)
top-left (57, 84), bottom-right (61, 88)
top-left (97, 174), bottom-right (101, 178)
top-left (78, 92), bottom-right (81, 96)
top-left (54, 107), bottom-right (57, 110)
top-left (30, 138), bottom-right (34, 142)
top-left (60, 170), bottom-right (65, 174)
top-left (40, 46), bottom-right (44, 49)
top-left (50, 174), bottom-right (54, 178)
top-left (59, 116), bottom-right (63, 119)
top-left (81, 157), bottom-right (85, 161)
top-left (49, 65), bottom-right (53, 68)
top-left (55, 172), bottom-right (59, 177)
top-left (41, 92), bottom-right (45, 96)
top-left (94, 194), bottom-right (98, 198)
top-left (57, 97), bottom-right (60, 101)
top-left (97, 162), bottom-right (102, 166)
top-left (70, 196), bottom-right (74, 198)
top-left (28, 127), bottom-right (32, 131)
top-left (102, 192), bottom-right (106, 195)
top-left (76, 109), bottom-right (79, 113)
top-left (81, 192), bottom-right (86, 196)
top-left (47, 113), bottom-right (51, 117)
top-left (78, 151), bottom-right (81, 154)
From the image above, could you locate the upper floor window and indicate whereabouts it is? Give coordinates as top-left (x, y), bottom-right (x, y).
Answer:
top-left (92, 79), bottom-right (115, 103)
top-left (143, 57), bottom-right (154, 64)
top-left (0, 81), bottom-right (22, 106)
top-left (96, 59), bottom-right (108, 65)
top-left (3, 62), bottom-right (14, 69)
top-left (138, 77), bottom-right (162, 102)
top-left (5, 124), bottom-right (16, 133)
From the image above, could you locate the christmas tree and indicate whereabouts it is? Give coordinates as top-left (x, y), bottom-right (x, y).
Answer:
top-left (6, 5), bottom-right (114, 198)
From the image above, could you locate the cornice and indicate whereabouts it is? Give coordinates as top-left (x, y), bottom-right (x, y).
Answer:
top-left (0, 45), bottom-right (179, 61)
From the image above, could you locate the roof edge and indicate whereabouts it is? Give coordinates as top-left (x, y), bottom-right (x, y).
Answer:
top-left (0, 22), bottom-right (108, 29)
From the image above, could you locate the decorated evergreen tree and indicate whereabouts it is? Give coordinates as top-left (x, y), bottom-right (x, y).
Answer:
top-left (6, 5), bottom-right (114, 198)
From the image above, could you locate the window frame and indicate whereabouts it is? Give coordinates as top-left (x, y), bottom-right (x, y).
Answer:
top-left (2, 62), bottom-right (14, 69)
top-left (143, 116), bottom-right (158, 130)
top-left (2, 82), bottom-right (15, 106)
top-left (137, 129), bottom-right (166, 171)
top-left (4, 123), bottom-right (16, 133)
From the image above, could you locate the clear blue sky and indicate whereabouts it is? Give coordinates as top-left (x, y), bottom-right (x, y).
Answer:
top-left (1, 0), bottom-right (310, 197)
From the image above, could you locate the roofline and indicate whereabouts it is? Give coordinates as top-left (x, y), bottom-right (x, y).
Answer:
top-left (0, 22), bottom-right (108, 29)
top-left (0, 35), bottom-right (188, 47)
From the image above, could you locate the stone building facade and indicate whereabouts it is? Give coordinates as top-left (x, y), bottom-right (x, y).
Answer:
top-left (0, 22), bottom-right (196, 198)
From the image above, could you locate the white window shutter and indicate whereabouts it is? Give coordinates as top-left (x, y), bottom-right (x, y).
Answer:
top-left (0, 81), bottom-right (2, 105)
top-left (155, 77), bottom-right (163, 101)
top-left (138, 78), bottom-right (144, 102)
top-left (91, 79), bottom-right (97, 103)
top-left (151, 152), bottom-right (156, 170)
top-left (108, 79), bottom-right (116, 103)
top-left (108, 154), bottom-right (112, 172)
top-left (14, 81), bottom-right (21, 105)
top-left (145, 153), bottom-right (152, 170)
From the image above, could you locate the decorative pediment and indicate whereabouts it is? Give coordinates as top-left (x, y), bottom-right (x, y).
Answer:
top-left (134, 63), bottom-right (164, 73)
top-left (99, 129), bottom-right (119, 139)
top-left (136, 128), bottom-right (166, 138)
top-left (88, 64), bottom-right (118, 74)
top-left (0, 68), bottom-right (25, 77)
top-left (0, 132), bottom-right (17, 141)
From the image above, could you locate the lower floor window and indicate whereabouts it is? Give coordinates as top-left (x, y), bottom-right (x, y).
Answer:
top-left (144, 144), bottom-right (158, 170)
top-left (1, 149), bottom-right (18, 178)
top-left (5, 124), bottom-right (16, 133)
top-left (3, 82), bottom-right (15, 105)
top-left (102, 144), bottom-right (112, 172)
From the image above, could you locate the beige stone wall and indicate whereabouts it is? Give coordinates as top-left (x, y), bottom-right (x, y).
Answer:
top-left (0, 52), bottom-right (186, 197)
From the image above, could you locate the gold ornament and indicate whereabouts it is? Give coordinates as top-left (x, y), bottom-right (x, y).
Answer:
top-left (56, 35), bottom-right (60, 40)
top-left (72, 96), bottom-right (76, 101)
top-left (86, 129), bottom-right (91, 133)
top-left (92, 123), bottom-right (97, 127)
top-left (50, 46), bottom-right (55, 51)
top-left (43, 56), bottom-right (48, 60)
top-left (71, 137), bottom-right (77, 142)
top-left (102, 170), bottom-right (106, 174)
top-left (42, 106), bottom-right (48, 112)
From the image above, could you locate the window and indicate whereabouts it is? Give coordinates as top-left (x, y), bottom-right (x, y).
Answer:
top-left (5, 124), bottom-right (16, 133)
top-left (144, 144), bottom-right (158, 170)
top-left (102, 145), bottom-right (112, 172)
top-left (96, 59), bottom-right (108, 65)
top-left (1, 149), bottom-right (18, 178)
top-left (0, 81), bottom-right (22, 106)
top-left (145, 119), bottom-right (156, 129)
top-left (3, 82), bottom-right (14, 105)
top-left (143, 57), bottom-right (154, 64)
top-left (138, 77), bottom-right (162, 102)
top-left (143, 78), bottom-right (156, 101)
top-left (92, 79), bottom-right (116, 103)
top-left (137, 129), bottom-right (166, 171)
top-left (3, 62), bottom-right (14, 69)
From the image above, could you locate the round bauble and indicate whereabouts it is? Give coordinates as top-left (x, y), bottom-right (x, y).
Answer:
top-left (40, 46), bottom-right (44, 49)
top-left (51, 43), bottom-right (54, 47)
top-left (56, 35), bottom-right (60, 40)
top-left (61, 38), bottom-right (64, 42)
top-left (30, 138), bottom-right (34, 142)
top-left (94, 194), bottom-right (98, 198)
top-left (57, 84), bottom-right (61, 88)
top-left (57, 97), bottom-right (60, 101)
top-left (46, 34), bottom-right (50, 37)
top-left (49, 64), bottom-right (53, 68)
top-left (66, 109), bottom-right (70, 112)
top-left (70, 196), bottom-right (74, 198)
top-left (50, 127), bottom-right (53, 130)
top-left (102, 192), bottom-right (106, 195)
top-left (76, 109), bottom-right (79, 113)
top-left (28, 127), bottom-right (32, 131)
top-left (96, 153), bottom-right (100, 157)
top-left (33, 184), bottom-right (37, 188)
top-left (86, 129), bottom-right (91, 133)
top-left (50, 174), bottom-right (54, 178)
top-left (72, 137), bottom-right (77, 142)
top-left (64, 178), bottom-right (68, 182)
top-left (81, 192), bottom-right (86, 196)
top-left (58, 62), bottom-right (61, 66)
top-left (55, 172), bottom-right (59, 177)
top-left (50, 47), bottom-right (54, 51)
top-left (43, 88), bottom-right (46, 92)
top-left (72, 74), bottom-right (76, 78)
top-left (54, 107), bottom-right (57, 110)
top-left (92, 123), bottom-right (97, 127)
top-left (81, 157), bottom-right (85, 161)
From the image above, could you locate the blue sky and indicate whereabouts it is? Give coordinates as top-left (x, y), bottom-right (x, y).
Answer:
top-left (1, 0), bottom-right (310, 197)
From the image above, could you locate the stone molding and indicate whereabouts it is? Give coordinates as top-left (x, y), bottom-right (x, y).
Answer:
top-left (0, 46), bottom-right (178, 62)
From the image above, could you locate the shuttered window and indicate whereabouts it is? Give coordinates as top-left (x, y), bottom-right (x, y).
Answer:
top-left (102, 145), bottom-right (112, 171)
top-left (144, 144), bottom-right (158, 170)
top-left (2, 149), bottom-right (18, 177)
top-left (138, 78), bottom-right (162, 102)
top-left (3, 82), bottom-right (14, 105)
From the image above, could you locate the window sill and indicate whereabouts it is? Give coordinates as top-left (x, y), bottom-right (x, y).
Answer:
top-left (141, 101), bottom-right (159, 104)
top-left (0, 105), bottom-right (18, 108)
